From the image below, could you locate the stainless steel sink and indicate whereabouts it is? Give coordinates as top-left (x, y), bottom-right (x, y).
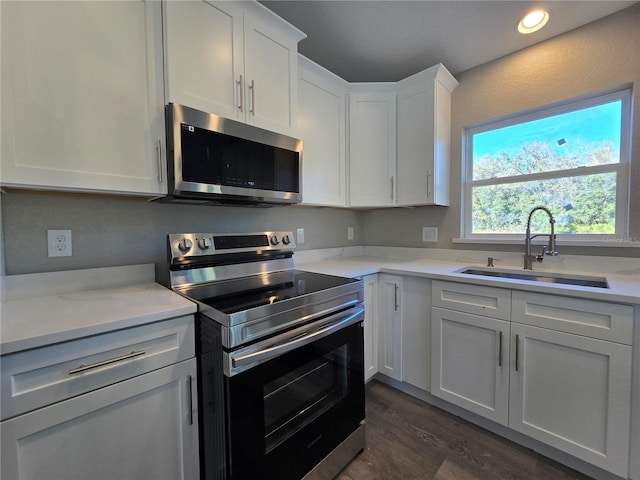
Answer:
top-left (457, 267), bottom-right (609, 288)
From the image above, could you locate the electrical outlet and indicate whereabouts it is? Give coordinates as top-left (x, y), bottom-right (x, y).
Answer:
top-left (48, 230), bottom-right (72, 257)
top-left (296, 228), bottom-right (305, 244)
top-left (422, 227), bottom-right (438, 242)
top-left (347, 227), bottom-right (354, 241)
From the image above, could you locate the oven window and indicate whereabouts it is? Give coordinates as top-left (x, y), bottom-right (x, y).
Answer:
top-left (263, 344), bottom-right (348, 453)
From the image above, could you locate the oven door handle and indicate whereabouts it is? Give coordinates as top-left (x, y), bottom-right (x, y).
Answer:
top-left (230, 306), bottom-right (364, 370)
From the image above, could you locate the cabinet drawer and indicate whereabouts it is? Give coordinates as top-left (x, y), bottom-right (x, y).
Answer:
top-left (432, 281), bottom-right (511, 320)
top-left (1, 315), bottom-right (195, 420)
top-left (512, 292), bottom-right (633, 344)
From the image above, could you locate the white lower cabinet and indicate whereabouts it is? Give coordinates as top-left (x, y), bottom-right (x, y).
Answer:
top-left (1, 359), bottom-right (199, 480)
top-left (430, 280), bottom-right (633, 478)
top-left (0, 315), bottom-right (200, 480)
top-left (363, 274), bottom-right (379, 382)
top-left (378, 274), bottom-right (403, 380)
top-left (431, 307), bottom-right (510, 425)
top-left (631, 305), bottom-right (640, 480)
top-left (509, 323), bottom-right (632, 478)
top-left (376, 275), bottom-right (431, 391)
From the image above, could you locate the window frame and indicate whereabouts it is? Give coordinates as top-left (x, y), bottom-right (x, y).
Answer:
top-left (462, 87), bottom-right (631, 242)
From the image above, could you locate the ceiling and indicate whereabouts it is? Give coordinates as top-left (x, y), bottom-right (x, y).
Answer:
top-left (260, 1), bottom-right (637, 82)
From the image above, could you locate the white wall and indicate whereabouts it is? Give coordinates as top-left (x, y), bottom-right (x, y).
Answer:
top-left (364, 4), bottom-right (640, 254)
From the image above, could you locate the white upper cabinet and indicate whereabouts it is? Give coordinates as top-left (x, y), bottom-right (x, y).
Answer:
top-left (163, 0), bottom-right (305, 137)
top-left (349, 84), bottom-right (397, 207)
top-left (397, 64), bottom-right (458, 206)
top-left (0, 1), bottom-right (166, 195)
top-left (162, 1), bottom-right (243, 121)
top-left (298, 56), bottom-right (348, 206)
top-left (346, 65), bottom-right (456, 209)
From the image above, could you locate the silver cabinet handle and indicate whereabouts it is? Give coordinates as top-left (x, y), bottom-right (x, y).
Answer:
top-left (390, 176), bottom-right (394, 200)
top-left (187, 375), bottom-right (193, 425)
top-left (394, 284), bottom-right (399, 311)
top-left (249, 79), bottom-right (255, 115)
top-left (427, 170), bottom-right (431, 197)
top-left (68, 350), bottom-right (146, 375)
top-left (237, 75), bottom-right (244, 112)
top-left (515, 334), bottom-right (520, 371)
top-left (498, 331), bottom-right (503, 367)
top-left (156, 139), bottom-right (163, 184)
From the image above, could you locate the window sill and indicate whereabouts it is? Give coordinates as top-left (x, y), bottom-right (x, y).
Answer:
top-left (453, 238), bottom-right (640, 248)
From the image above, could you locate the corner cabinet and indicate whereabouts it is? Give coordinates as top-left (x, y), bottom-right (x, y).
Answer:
top-left (0, 0), bottom-right (166, 195)
top-left (163, 0), bottom-right (305, 137)
top-left (377, 274), bottom-right (431, 390)
top-left (348, 85), bottom-right (397, 207)
top-left (298, 56), bottom-right (348, 206)
top-left (431, 281), bottom-right (633, 478)
top-left (1, 316), bottom-right (200, 480)
top-left (400, 277), bottom-right (431, 392)
top-left (378, 274), bottom-right (403, 380)
top-left (397, 64), bottom-right (458, 206)
top-left (346, 66), bottom-right (457, 209)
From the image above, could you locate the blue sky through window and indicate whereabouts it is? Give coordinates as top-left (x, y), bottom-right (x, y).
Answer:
top-left (472, 101), bottom-right (622, 161)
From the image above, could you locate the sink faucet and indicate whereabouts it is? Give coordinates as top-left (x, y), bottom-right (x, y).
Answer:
top-left (524, 206), bottom-right (558, 270)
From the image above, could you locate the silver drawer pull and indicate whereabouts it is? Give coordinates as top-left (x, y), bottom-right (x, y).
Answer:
top-left (68, 350), bottom-right (146, 375)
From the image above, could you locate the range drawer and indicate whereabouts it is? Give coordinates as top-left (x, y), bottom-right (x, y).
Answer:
top-left (1, 315), bottom-right (195, 420)
top-left (512, 292), bottom-right (633, 344)
top-left (432, 280), bottom-right (511, 320)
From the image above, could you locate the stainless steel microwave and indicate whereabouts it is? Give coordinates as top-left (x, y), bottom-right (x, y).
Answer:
top-left (157, 103), bottom-right (302, 206)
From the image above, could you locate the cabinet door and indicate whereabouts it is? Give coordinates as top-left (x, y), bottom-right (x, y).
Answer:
top-left (1, 359), bottom-right (199, 480)
top-left (397, 64), bottom-right (456, 206)
top-left (402, 277), bottom-right (431, 392)
top-left (509, 323), bottom-right (632, 477)
top-left (298, 56), bottom-right (348, 207)
top-left (349, 88), bottom-right (397, 207)
top-left (363, 274), bottom-right (379, 382)
top-left (163, 0), bottom-right (244, 121)
top-left (378, 275), bottom-right (403, 380)
top-left (1, 0), bottom-right (166, 195)
top-left (397, 74), bottom-right (435, 206)
top-left (243, 7), bottom-right (301, 136)
top-left (431, 307), bottom-right (510, 425)
top-left (631, 305), bottom-right (640, 480)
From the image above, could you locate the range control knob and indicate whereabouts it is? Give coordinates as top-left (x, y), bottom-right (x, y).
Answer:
top-left (270, 235), bottom-right (280, 246)
top-left (282, 234), bottom-right (292, 245)
top-left (177, 238), bottom-right (193, 253)
top-left (198, 238), bottom-right (211, 250)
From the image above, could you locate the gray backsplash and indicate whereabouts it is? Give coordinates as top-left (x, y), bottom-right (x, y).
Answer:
top-left (1, 191), bottom-right (361, 275)
top-left (2, 191), bottom-right (638, 277)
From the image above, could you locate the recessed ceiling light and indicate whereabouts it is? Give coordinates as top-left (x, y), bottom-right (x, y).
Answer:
top-left (517, 8), bottom-right (550, 34)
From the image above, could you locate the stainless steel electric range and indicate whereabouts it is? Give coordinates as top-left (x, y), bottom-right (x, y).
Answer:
top-left (167, 232), bottom-right (365, 480)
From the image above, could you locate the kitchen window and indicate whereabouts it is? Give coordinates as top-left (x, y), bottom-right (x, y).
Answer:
top-left (462, 87), bottom-right (631, 243)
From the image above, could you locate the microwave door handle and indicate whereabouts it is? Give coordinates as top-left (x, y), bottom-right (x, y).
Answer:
top-left (231, 306), bottom-right (363, 369)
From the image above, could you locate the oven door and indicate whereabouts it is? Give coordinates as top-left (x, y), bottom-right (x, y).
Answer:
top-left (224, 307), bottom-right (365, 480)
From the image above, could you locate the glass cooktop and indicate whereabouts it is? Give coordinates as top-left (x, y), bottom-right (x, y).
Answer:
top-left (186, 270), bottom-right (359, 315)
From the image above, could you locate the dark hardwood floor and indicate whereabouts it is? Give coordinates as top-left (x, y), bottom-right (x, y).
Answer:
top-left (337, 381), bottom-right (594, 480)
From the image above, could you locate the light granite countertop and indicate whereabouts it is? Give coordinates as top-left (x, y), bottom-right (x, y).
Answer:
top-left (297, 255), bottom-right (640, 305)
top-left (0, 265), bottom-right (196, 355)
